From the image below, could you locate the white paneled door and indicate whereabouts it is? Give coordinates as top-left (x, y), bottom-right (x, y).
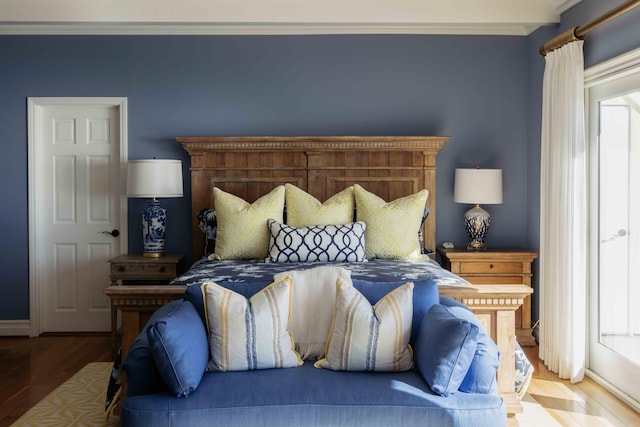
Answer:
top-left (28, 98), bottom-right (128, 334)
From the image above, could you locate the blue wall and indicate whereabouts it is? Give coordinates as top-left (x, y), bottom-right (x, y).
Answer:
top-left (2, 1), bottom-right (638, 324)
top-left (0, 34), bottom-right (529, 321)
top-left (525, 0), bottom-right (640, 325)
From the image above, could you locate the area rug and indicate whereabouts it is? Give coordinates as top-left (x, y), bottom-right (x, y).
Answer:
top-left (11, 362), bottom-right (120, 427)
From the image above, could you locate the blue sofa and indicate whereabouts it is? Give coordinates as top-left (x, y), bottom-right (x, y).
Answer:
top-left (120, 279), bottom-right (506, 427)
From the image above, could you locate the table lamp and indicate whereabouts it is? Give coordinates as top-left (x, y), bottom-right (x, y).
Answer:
top-left (453, 167), bottom-right (503, 250)
top-left (127, 159), bottom-right (183, 257)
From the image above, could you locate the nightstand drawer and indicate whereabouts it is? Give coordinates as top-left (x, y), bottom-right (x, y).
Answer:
top-left (110, 262), bottom-right (176, 277)
top-left (459, 262), bottom-right (522, 274)
top-left (108, 254), bottom-right (185, 284)
top-left (461, 275), bottom-right (524, 284)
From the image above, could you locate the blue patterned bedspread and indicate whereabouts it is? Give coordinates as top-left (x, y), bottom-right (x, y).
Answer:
top-left (171, 256), bottom-right (470, 287)
top-left (170, 257), bottom-right (533, 393)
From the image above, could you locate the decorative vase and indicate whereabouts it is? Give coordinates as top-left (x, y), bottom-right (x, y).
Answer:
top-left (463, 204), bottom-right (491, 250)
top-left (142, 200), bottom-right (166, 257)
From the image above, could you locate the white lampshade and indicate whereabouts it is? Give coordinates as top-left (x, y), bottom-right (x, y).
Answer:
top-left (453, 168), bottom-right (503, 205)
top-left (127, 159), bottom-right (184, 198)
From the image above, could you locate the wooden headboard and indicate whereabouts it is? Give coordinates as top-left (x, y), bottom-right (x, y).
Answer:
top-left (178, 136), bottom-right (449, 260)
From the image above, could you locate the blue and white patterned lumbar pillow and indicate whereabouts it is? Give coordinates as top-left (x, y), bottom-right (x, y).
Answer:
top-left (266, 219), bottom-right (366, 263)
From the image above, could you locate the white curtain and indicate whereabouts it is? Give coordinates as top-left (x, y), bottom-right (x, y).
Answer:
top-left (539, 40), bottom-right (587, 383)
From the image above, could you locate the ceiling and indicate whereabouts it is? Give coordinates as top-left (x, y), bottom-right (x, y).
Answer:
top-left (0, 0), bottom-right (581, 35)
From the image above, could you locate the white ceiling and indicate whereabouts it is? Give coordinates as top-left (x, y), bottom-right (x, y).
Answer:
top-left (0, 0), bottom-right (581, 35)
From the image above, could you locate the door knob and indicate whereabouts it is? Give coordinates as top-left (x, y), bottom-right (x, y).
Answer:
top-left (102, 229), bottom-right (120, 237)
top-left (601, 229), bottom-right (627, 243)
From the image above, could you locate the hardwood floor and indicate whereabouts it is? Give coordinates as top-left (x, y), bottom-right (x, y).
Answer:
top-left (1, 336), bottom-right (639, 427)
top-left (523, 346), bottom-right (640, 426)
top-left (0, 334), bottom-right (112, 427)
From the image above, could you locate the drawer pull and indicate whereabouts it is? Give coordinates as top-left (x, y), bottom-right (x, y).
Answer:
top-left (118, 266), bottom-right (125, 272)
top-left (489, 264), bottom-right (494, 269)
top-left (159, 266), bottom-right (166, 272)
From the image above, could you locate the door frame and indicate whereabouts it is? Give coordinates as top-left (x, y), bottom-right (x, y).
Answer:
top-left (585, 47), bottom-right (640, 411)
top-left (27, 97), bottom-right (128, 337)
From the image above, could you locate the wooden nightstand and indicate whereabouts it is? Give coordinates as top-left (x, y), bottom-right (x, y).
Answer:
top-left (437, 248), bottom-right (538, 346)
top-left (108, 253), bottom-right (185, 285)
top-left (107, 254), bottom-right (185, 350)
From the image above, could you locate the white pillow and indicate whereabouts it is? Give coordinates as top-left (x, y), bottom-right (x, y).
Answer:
top-left (202, 277), bottom-right (302, 371)
top-left (315, 279), bottom-right (414, 372)
top-left (274, 266), bottom-right (352, 360)
top-left (266, 219), bottom-right (366, 263)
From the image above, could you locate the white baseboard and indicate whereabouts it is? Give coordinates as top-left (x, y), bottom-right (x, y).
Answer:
top-left (585, 369), bottom-right (640, 413)
top-left (0, 320), bottom-right (31, 336)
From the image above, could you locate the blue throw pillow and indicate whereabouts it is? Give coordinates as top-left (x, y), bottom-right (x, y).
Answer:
top-left (445, 305), bottom-right (500, 394)
top-left (146, 300), bottom-right (209, 397)
top-left (123, 300), bottom-right (182, 397)
top-left (439, 298), bottom-right (500, 394)
top-left (351, 278), bottom-right (439, 346)
top-left (414, 304), bottom-right (479, 396)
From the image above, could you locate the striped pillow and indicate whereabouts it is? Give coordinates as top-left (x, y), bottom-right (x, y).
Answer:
top-left (315, 279), bottom-right (414, 372)
top-left (202, 277), bottom-right (302, 371)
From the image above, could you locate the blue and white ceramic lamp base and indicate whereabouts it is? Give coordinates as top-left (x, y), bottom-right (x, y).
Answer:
top-left (142, 200), bottom-right (166, 257)
top-left (464, 204), bottom-right (491, 250)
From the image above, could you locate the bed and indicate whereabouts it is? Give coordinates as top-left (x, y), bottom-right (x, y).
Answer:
top-left (181, 135), bottom-right (531, 422)
top-left (106, 135), bottom-right (532, 426)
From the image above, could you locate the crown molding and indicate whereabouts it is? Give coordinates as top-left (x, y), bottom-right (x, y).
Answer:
top-left (0, 0), bottom-right (579, 36)
top-left (0, 21), bottom-right (545, 36)
top-left (550, 0), bottom-right (584, 15)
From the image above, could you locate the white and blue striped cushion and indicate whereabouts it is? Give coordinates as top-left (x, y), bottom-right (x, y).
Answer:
top-left (202, 277), bottom-right (302, 371)
top-left (267, 219), bottom-right (366, 263)
top-left (315, 279), bottom-right (414, 372)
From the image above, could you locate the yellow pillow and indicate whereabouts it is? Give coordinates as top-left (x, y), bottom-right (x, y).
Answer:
top-left (285, 184), bottom-right (354, 227)
top-left (315, 278), bottom-right (414, 372)
top-left (354, 184), bottom-right (428, 259)
top-left (211, 186), bottom-right (285, 260)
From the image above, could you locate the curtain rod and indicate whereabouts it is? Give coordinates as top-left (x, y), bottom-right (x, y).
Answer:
top-left (539, 0), bottom-right (640, 56)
